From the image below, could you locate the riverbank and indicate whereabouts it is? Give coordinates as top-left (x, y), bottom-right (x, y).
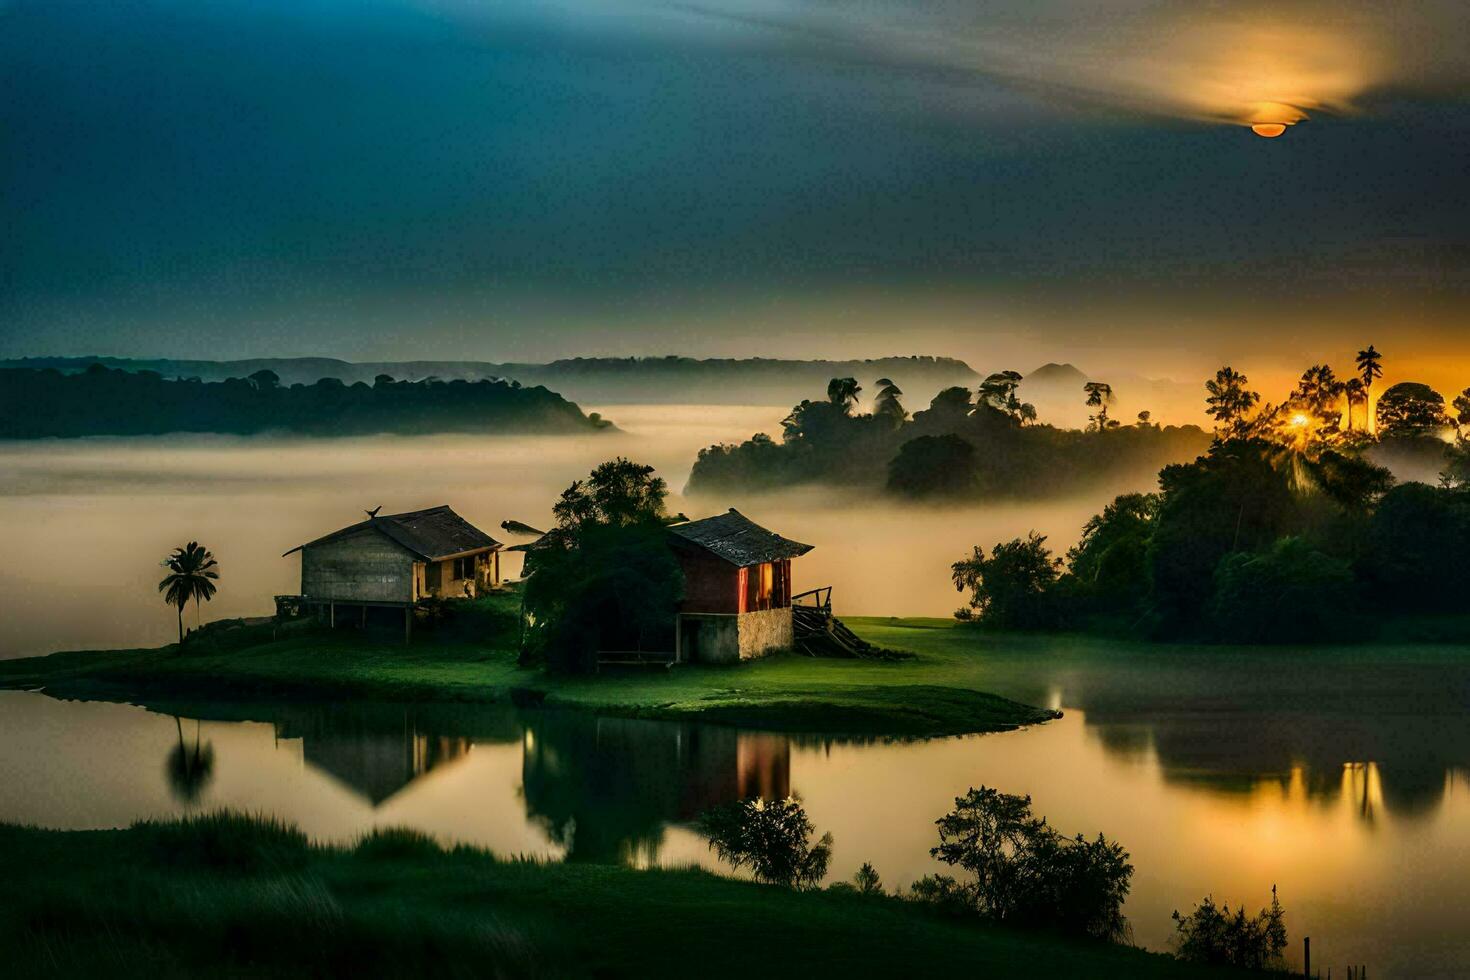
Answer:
top-left (0, 595), bottom-right (1054, 737)
top-left (0, 813), bottom-right (1242, 979)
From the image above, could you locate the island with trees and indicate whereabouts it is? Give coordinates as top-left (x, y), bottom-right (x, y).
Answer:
top-left (687, 373), bottom-right (1212, 500)
top-left (0, 354), bottom-right (980, 407)
top-left (0, 364), bottom-right (612, 438)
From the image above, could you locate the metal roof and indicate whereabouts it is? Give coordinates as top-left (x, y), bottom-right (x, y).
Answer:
top-left (666, 508), bottom-right (813, 567)
top-left (283, 505), bottom-right (500, 561)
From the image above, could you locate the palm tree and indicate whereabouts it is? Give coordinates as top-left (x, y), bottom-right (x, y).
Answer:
top-left (1083, 381), bottom-right (1114, 431)
top-left (166, 715), bottom-right (215, 805)
top-left (158, 541), bottom-right (219, 645)
top-left (1355, 345), bottom-right (1383, 434)
top-left (1342, 378), bottom-right (1366, 432)
top-left (1205, 367), bottom-right (1261, 440)
top-left (825, 377), bottom-right (862, 415)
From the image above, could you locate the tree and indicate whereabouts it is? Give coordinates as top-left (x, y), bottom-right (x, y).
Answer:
top-left (978, 371), bottom-right (1029, 422)
top-left (552, 457), bottom-right (668, 531)
top-left (826, 377), bottom-right (862, 414)
top-left (247, 369), bottom-right (280, 390)
top-left (872, 378), bottom-right (907, 427)
top-left (1377, 382), bottom-right (1451, 437)
top-left (1342, 377), bottom-right (1366, 432)
top-left (918, 786), bottom-right (1132, 942)
top-left (1135, 410), bottom-right (1153, 428)
top-left (1444, 436), bottom-right (1470, 490)
top-left (1065, 493), bottom-right (1159, 601)
top-left (697, 797), bottom-right (833, 889)
top-left (886, 434), bottom-right (980, 498)
top-left (1205, 367), bottom-right (1261, 440)
top-left (1289, 364), bottom-right (1344, 441)
top-left (523, 459), bottom-right (682, 671)
top-left (1355, 344), bottom-right (1384, 433)
top-left (1172, 888), bottom-right (1288, 971)
top-left (951, 532), bottom-right (1061, 629)
top-left (1453, 386), bottom-right (1470, 430)
top-left (1083, 381), bottom-right (1114, 430)
top-left (157, 542), bottom-right (219, 645)
top-left (1207, 538), bottom-right (1354, 644)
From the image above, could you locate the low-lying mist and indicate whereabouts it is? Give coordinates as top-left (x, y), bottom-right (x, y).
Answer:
top-left (0, 404), bottom-right (1176, 658)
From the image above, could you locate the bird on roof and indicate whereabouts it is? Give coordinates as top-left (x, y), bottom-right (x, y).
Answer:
top-left (365, 505), bottom-right (382, 518)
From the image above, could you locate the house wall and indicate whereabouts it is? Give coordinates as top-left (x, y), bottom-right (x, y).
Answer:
top-left (677, 613), bottom-right (740, 664)
top-left (677, 550), bottom-right (739, 614)
top-left (736, 607), bottom-right (793, 660)
top-left (301, 528), bottom-right (415, 603)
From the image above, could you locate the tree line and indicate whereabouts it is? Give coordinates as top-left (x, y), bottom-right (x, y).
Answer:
top-left (0, 364), bottom-right (611, 438)
top-left (951, 348), bottom-right (1470, 641)
top-left (687, 373), bottom-right (1211, 500)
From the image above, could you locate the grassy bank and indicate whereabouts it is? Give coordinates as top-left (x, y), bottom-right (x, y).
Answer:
top-left (0, 813), bottom-right (1242, 979)
top-left (0, 594), bottom-right (1053, 737)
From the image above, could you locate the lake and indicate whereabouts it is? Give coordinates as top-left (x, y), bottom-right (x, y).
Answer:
top-left (0, 404), bottom-right (1121, 658)
top-left (6, 636), bottom-right (1470, 979)
top-left (5, 407), bottom-right (1470, 977)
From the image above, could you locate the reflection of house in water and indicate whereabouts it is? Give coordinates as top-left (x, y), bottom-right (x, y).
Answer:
top-left (273, 707), bottom-right (477, 807)
top-left (520, 714), bottom-right (791, 863)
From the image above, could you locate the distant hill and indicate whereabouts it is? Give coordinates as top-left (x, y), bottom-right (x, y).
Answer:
top-left (1019, 363), bottom-right (1206, 429)
top-left (2, 355), bottom-right (980, 407)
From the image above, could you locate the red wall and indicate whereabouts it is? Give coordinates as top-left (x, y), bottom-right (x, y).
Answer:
top-left (677, 549), bottom-right (740, 614)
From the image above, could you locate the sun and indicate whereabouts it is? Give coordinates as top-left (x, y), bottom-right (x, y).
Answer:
top-left (1252, 123), bottom-right (1287, 138)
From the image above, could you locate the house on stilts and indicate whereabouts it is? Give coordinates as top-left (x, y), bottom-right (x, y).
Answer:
top-left (281, 505), bottom-right (502, 639)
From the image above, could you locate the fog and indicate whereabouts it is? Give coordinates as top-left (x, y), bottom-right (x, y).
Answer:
top-left (0, 405), bottom-right (1164, 658)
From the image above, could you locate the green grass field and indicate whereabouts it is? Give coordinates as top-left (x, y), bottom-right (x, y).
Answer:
top-left (0, 594), bottom-right (1055, 736)
top-left (0, 813), bottom-right (1249, 979)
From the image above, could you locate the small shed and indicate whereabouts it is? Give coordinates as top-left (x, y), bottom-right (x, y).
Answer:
top-left (283, 505), bottom-right (502, 636)
top-left (667, 509), bottom-right (813, 664)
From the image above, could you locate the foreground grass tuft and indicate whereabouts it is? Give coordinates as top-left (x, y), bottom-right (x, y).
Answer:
top-left (0, 813), bottom-right (1253, 979)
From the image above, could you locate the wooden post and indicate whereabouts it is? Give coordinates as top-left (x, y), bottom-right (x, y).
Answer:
top-left (1304, 937), bottom-right (1310, 979)
top-left (330, 602), bottom-right (335, 628)
top-left (404, 606), bottom-right (412, 644)
top-left (361, 605), bottom-right (367, 628)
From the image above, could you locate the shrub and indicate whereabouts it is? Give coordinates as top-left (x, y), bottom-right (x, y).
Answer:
top-left (916, 786), bottom-right (1132, 942)
top-left (1172, 888), bottom-right (1288, 971)
top-left (697, 797), bottom-right (833, 889)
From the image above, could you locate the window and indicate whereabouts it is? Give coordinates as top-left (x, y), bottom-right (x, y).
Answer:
top-left (453, 555), bottom-right (480, 579)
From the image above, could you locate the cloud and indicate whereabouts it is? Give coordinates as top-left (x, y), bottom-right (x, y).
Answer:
top-left (642, 0), bottom-right (1470, 130)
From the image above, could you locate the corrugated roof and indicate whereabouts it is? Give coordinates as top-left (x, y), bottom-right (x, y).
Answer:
top-left (284, 505), bottom-right (500, 561)
top-left (667, 508), bottom-right (813, 567)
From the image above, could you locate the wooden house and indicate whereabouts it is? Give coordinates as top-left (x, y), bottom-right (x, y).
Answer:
top-left (666, 509), bottom-right (813, 664)
top-left (283, 505), bottom-right (502, 636)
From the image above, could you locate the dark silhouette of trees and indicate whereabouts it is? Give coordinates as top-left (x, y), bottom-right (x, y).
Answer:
top-left (166, 716), bottom-right (216, 805)
top-left (826, 377), bottom-right (862, 414)
top-left (1205, 367), bottom-right (1261, 439)
top-left (1355, 344), bottom-right (1384, 433)
top-left (1172, 888), bottom-right (1287, 971)
top-left (697, 797), bottom-right (832, 889)
top-left (1207, 538), bottom-right (1353, 643)
top-left (1377, 382), bottom-right (1451, 437)
top-left (0, 365), bottom-right (607, 438)
top-left (886, 435), bottom-right (979, 498)
top-left (521, 459), bottom-right (682, 672)
top-left (1083, 381), bottom-right (1115, 430)
top-left (872, 378), bottom-right (907, 427)
top-left (914, 786), bottom-right (1133, 942)
top-left (951, 533), bottom-right (1062, 629)
top-left (691, 378), bottom-right (1210, 501)
top-left (158, 542), bottom-right (219, 645)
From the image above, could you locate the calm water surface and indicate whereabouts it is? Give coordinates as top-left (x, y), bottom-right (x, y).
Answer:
top-left (5, 647), bottom-right (1470, 979)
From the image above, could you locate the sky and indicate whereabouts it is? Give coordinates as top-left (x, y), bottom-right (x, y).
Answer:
top-left (3, 0), bottom-right (1469, 393)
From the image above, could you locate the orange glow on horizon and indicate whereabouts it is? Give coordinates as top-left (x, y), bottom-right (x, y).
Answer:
top-left (1252, 123), bottom-right (1288, 138)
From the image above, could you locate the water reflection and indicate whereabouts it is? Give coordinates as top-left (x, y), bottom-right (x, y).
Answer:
top-left (6, 689), bottom-right (1470, 975)
top-left (165, 716), bottom-right (215, 804)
